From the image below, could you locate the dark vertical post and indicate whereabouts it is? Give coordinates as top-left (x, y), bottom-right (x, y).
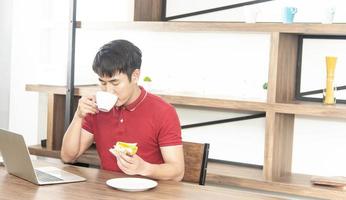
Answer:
top-left (65, 0), bottom-right (77, 131)
top-left (161, 0), bottom-right (166, 21)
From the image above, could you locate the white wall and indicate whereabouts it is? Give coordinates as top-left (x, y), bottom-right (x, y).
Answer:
top-left (178, 107), bottom-right (265, 164)
top-left (0, 0), bottom-right (12, 129)
top-left (5, 0), bottom-right (346, 177)
top-left (167, 0), bottom-right (346, 23)
top-left (8, 0), bottom-right (45, 145)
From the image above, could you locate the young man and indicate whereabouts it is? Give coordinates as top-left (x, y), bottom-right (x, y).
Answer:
top-left (61, 40), bottom-right (184, 181)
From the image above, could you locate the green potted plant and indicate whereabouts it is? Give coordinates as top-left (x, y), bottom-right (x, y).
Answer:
top-left (143, 76), bottom-right (152, 82)
top-left (142, 76), bottom-right (152, 91)
top-left (262, 82), bottom-right (268, 90)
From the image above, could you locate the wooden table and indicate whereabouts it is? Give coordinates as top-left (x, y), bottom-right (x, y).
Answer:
top-left (0, 160), bottom-right (285, 200)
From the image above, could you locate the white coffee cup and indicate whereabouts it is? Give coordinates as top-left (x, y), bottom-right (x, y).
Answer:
top-left (243, 7), bottom-right (260, 23)
top-left (321, 7), bottom-right (336, 24)
top-left (96, 91), bottom-right (118, 112)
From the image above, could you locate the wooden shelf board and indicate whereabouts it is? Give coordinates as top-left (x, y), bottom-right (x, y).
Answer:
top-left (207, 162), bottom-right (346, 199)
top-left (78, 21), bottom-right (346, 35)
top-left (28, 145), bottom-right (100, 166)
top-left (29, 145), bottom-right (346, 199)
top-left (29, 145), bottom-right (60, 158)
top-left (25, 84), bottom-right (100, 96)
top-left (26, 84), bottom-right (269, 112)
top-left (158, 94), bottom-right (268, 112)
top-left (26, 84), bottom-right (346, 118)
top-left (274, 101), bottom-right (346, 119)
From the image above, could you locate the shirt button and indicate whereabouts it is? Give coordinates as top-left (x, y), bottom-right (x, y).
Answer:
top-left (120, 119), bottom-right (123, 123)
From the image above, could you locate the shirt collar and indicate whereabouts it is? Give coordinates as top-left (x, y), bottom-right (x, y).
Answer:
top-left (123, 86), bottom-right (147, 111)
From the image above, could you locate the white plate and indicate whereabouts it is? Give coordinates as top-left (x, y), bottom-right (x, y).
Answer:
top-left (106, 177), bottom-right (158, 192)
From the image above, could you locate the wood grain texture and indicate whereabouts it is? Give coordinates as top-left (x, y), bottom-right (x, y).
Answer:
top-left (79, 21), bottom-right (346, 35)
top-left (0, 161), bottom-right (285, 200)
top-left (47, 94), bottom-right (79, 150)
top-left (265, 33), bottom-right (298, 181)
top-left (52, 94), bottom-right (67, 150)
top-left (29, 145), bottom-right (100, 166)
top-left (267, 32), bottom-right (279, 103)
top-left (27, 84), bottom-right (346, 118)
top-left (182, 142), bottom-right (208, 185)
top-left (47, 94), bottom-right (73, 150)
top-left (264, 111), bottom-right (294, 181)
top-left (26, 84), bottom-right (99, 96)
top-left (267, 33), bottom-right (299, 103)
top-left (134, 0), bottom-right (162, 21)
top-left (273, 101), bottom-right (346, 118)
top-left (29, 145), bottom-right (60, 158)
top-left (23, 152), bottom-right (346, 199)
top-left (158, 94), bottom-right (268, 112)
top-left (275, 33), bottom-right (299, 103)
top-left (46, 94), bottom-right (55, 150)
top-left (28, 146), bottom-right (346, 199)
top-left (207, 162), bottom-right (346, 200)
top-left (26, 84), bottom-right (269, 112)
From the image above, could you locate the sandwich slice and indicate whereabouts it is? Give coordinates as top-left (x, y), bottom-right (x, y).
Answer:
top-left (109, 141), bottom-right (138, 156)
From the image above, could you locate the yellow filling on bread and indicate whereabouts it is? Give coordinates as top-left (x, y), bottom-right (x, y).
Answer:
top-left (109, 141), bottom-right (138, 156)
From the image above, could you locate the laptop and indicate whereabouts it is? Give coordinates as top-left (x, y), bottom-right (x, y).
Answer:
top-left (0, 129), bottom-right (86, 185)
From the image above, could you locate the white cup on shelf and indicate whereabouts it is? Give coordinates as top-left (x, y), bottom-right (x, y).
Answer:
top-left (243, 7), bottom-right (260, 23)
top-left (321, 7), bottom-right (336, 24)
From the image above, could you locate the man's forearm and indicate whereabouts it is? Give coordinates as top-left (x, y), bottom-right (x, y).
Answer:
top-left (61, 113), bottom-right (83, 162)
top-left (141, 162), bottom-right (184, 181)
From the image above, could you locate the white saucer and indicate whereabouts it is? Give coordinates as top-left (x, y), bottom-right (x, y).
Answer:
top-left (106, 177), bottom-right (158, 192)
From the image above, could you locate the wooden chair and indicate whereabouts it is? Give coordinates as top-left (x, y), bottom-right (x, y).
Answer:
top-left (182, 141), bottom-right (210, 185)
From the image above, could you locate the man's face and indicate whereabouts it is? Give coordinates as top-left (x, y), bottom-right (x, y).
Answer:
top-left (98, 70), bottom-right (139, 107)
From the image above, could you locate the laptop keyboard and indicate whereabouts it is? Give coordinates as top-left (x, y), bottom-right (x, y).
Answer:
top-left (35, 169), bottom-right (63, 182)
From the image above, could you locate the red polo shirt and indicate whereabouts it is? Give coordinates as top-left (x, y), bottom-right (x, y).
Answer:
top-left (82, 87), bottom-right (182, 172)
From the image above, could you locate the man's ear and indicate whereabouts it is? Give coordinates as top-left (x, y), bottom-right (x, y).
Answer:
top-left (131, 69), bottom-right (140, 83)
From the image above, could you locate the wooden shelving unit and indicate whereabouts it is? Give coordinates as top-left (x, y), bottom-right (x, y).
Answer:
top-left (25, 0), bottom-right (346, 199)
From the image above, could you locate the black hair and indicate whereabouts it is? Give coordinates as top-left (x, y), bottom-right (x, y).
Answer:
top-left (92, 39), bottom-right (142, 81)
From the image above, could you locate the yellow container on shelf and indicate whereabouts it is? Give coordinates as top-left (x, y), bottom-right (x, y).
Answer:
top-left (324, 56), bottom-right (337, 105)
